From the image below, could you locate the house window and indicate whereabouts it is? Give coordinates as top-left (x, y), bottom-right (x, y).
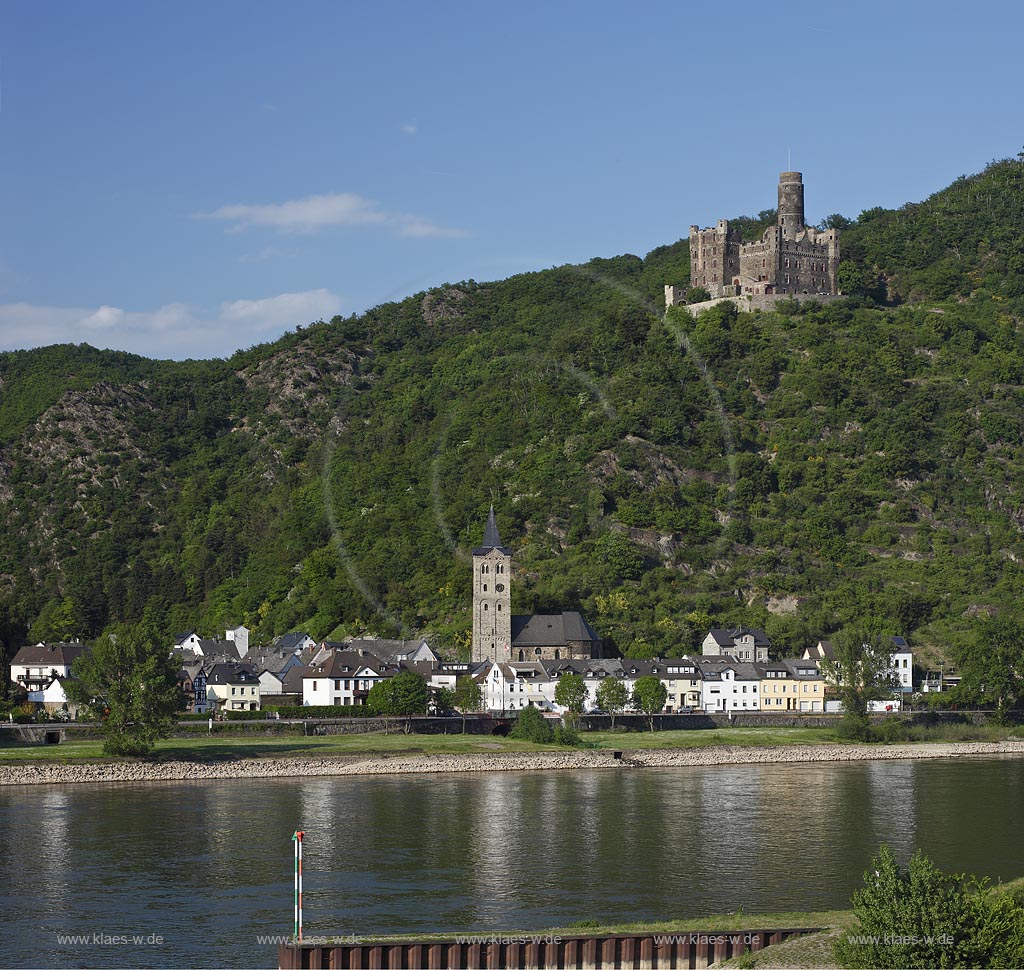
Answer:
top-left (231, 687), bottom-right (236, 696)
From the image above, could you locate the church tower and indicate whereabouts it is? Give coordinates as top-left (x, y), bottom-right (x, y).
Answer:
top-left (471, 506), bottom-right (512, 664)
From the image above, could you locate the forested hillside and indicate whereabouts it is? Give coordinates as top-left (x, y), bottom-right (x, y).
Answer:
top-left (2, 157), bottom-right (1024, 666)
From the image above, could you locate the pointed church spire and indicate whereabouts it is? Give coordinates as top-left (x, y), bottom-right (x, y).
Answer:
top-left (472, 505), bottom-right (510, 555)
top-left (483, 505), bottom-right (502, 549)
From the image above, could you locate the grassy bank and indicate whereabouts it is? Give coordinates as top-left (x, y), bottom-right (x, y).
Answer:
top-left (1, 722), bottom-right (1021, 763)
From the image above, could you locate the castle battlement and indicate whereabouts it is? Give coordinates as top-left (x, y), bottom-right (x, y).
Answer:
top-left (670, 172), bottom-right (841, 307)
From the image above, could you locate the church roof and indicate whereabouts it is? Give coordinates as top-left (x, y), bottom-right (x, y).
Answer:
top-left (472, 505), bottom-right (511, 556)
top-left (511, 612), bottom-right (601, 647)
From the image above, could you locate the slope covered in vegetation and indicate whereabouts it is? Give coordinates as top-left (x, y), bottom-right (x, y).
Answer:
top-left (2, 157), bottom-right (1023, 667)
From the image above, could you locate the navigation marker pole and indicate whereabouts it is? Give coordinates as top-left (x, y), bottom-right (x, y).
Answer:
top-left (293, 830), bottom-right (305, 941)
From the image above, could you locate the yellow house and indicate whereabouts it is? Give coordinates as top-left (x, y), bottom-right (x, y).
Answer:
top-left (760, 660), bottom-right (825, 712)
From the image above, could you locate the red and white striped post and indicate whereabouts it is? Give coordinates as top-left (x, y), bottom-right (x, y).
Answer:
top-left (292, 830), bottom-right (305, 941)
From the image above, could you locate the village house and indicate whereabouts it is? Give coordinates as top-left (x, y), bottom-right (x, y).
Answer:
top-left (759, 660), bottom-right (826, 712)
top-left (9, 642), bottom-right (86, 693)
top-left (701, 628), bottom-right (771, 663)
top-left (199, 662), bottom-right (261, 713)
top-left (301, 651), bottom-right (401, 707)
top-left (698, 658), bottom-right (762, 712)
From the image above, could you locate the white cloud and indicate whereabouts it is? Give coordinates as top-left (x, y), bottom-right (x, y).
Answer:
top-left (0, 289), bottom-right (344, 359)
top-left (219, 288), bottom-right (343, 333)
top-left (400, 123), bottom-right (417, 135)
top-left (195, 191), bottom-right (468, 238)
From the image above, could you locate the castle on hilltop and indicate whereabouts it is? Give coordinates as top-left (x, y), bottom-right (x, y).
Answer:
top-left (471, 507), bottom-right (602, 664)
top-left (666, 172), bottom-right (841, 308)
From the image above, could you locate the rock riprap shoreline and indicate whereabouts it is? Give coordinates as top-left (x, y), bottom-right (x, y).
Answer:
top-left (2, 740), bottom-right (1023, 786)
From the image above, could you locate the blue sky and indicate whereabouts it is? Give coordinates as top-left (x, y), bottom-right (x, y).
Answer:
top-left (1, 0), bottom-right (1021, 359)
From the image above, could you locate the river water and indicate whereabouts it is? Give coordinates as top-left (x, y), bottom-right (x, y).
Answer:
top-left (1, 756), bottom-right (1022, 968)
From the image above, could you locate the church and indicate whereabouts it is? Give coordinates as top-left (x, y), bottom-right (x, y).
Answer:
top-left (470, 507), bottom-right (602, 664)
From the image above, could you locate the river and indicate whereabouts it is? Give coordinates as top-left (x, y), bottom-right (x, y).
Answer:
top-left (1, 756), bottom-right (1022, 968)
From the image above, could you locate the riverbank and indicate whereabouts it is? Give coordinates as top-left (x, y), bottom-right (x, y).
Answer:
top-left (2, 739), bottom-right (1023, 786)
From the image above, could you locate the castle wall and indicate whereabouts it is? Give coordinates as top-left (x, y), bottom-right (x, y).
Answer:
top-left (679, 174), bottom-right (841, 305)
top-left (682, 293), bottom-right (845, 318)
top-left (689, 220), bottom-right (741, 297)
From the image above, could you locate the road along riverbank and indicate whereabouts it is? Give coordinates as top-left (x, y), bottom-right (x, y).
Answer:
top-left (2, 739), bottom-right (1023, 786)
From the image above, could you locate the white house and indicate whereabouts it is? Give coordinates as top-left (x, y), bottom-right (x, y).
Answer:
top-left (301, 651), bottom-right (399, 707)
top-left (10, 642), bottom-right (86, 693)
top-left (890, 636), bottom-right (913, 694)
top-left (698, 659), bottom-right (761, 712)
top-left (27, 677), bottom-right (81, 717)
top-left (866, 636), bottom-right (912, 712)
top-left (475, 661), bottom-right (556, 713)
top-left (173, 631), bottom-right (204, 655)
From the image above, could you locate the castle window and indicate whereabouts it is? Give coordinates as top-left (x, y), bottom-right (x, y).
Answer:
top-left (483, 584), bottom-right (487, 591)
top-left (482, 565), bottom-right (488, 574)
top-left (483, 604), bottom-right (488, 611)
top-left (518, 650), bottom-right (524, 661)
top-left (497, 604), bottom-right (502, 611)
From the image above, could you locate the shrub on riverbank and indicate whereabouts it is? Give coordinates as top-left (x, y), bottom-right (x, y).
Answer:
top-left (509, 707), bottom-right (553, 744)
top-left (834, 845), bottom-right (1024, 968)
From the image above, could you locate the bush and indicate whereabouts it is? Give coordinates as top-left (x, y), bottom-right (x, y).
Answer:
top-left (871, 718), bottom-right (911, 743)
top-left (553, 725), bottom-right (582, 747)
top-left (834, 845), bottom-right (1024, 968)
top-left (835, 713), bottom-right (872, 742)
top-left (224, 710), bottom-right (270, 720)
top-left (509, 706), bottom-right (553, 744)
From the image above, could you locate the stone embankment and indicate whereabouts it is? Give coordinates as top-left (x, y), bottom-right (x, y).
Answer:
top-left (2, 740), bottom-right (1023, 787)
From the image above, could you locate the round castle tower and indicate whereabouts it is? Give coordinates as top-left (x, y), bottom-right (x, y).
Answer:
top-left (777, 172), bottom-right (805, 238)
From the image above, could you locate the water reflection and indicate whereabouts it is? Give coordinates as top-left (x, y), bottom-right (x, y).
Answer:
top-left (0, 757), bottom-right (1021, 969)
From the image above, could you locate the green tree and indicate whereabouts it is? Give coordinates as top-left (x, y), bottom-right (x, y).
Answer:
top-left (834, 844), bottom-right (1024, 969)
top-left (508, 704), bottom-right (552, 744)
top-left (65, 623), bottom-right (185, 756)
top-left (367, 671), bottom-right (428, 732)
top-left (631, 676), bottom-right (667, 732)
top-left (452, 674), bottom-right (483, 734)
top-left (595, 677), bottom-right (629, 728)
top-left (367, 671), bottom-right (428, 715)
top-left (954, 615), bottom-right (1024, 722)
top-left (820, 629), bottom-right (899, 739)
top-left (432, 686), bottom-right (455, 717)
top-left (553, 672), bottom-right (588, 726)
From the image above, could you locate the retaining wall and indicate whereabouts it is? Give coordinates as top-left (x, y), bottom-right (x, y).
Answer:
top-left (278, 926), bottom-right (822, 969)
